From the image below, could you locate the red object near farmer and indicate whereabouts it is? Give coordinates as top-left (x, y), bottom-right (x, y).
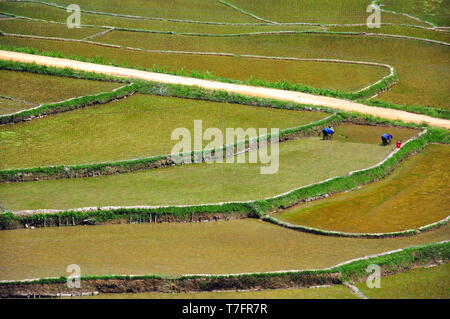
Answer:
top-left (396, 141), bottom-right (402, 148)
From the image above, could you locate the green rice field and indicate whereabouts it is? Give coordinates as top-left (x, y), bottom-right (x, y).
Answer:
top-left (382, 0), bottom-right (450, 27)
top-left (0, 18), bottom-right (102, 39)
top-left (0, 219), bottom-right (448, 280)
top-left (276, 144), bottom-right (450, 233)
top-left (0, 130), bottom-right (398, 210)
top-left (0, 70), bottom-right (121, 114)
top-left (45, 0), bottom-right (257, 22)
top-left (227, 0), bottom-right (428, 24)
top-left (0, 0), bottom-right (448, 301)
top-left (357, 263), bottom-right (450, 299)
top-left (0, 94), bottom-right (327, 169)
top-left (0, 3), bottom-right (324, 34)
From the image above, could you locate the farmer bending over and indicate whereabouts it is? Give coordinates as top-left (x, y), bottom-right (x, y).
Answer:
top-left (381, 133), bottom-right (393, 145)
top-left (322, 126), bottom-right (335, 140)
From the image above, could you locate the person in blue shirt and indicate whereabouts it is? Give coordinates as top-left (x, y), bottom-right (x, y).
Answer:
top-left (322, 126), bottom-right (335, 140)
top-left (381, 133), bottom-right (393, 145)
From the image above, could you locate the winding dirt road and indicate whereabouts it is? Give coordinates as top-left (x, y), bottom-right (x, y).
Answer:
top-left (1, 50), bottom-right (449, 129)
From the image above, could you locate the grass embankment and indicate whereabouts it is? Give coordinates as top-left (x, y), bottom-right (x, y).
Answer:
top-left (356, 263), bottom-right (450, 299)
top-left (0, 131), bottom-right (392, 210)
top-left (0, 219), bottom-right (448, 280)
top-left (0, 69), bottom-right (121, 114)
top-left (276, 144), bottom-right (450, 233)
top-left (82, 262), bottom-right (450, 298)
top-left (84, 262), bottom-right (450, 298)
top-left (0, 94), bottom-right (326, 169)
top-left (328, 25), bottom-right (450, 43)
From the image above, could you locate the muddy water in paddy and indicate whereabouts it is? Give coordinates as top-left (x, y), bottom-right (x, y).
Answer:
top-left (0, 219), bottom-right (448, 280)
top-left (333, 124), bottom-right (419, 144)
top-left (276, 144), bottom-right (450, 233)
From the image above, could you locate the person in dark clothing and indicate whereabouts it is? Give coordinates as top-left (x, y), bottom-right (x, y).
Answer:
top-left (322, 126), bottom-right (335, 140)
top-left (381, 133), bottom-right (393, 145)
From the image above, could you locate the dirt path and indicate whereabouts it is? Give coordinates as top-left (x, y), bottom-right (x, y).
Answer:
top-left (1, 50), bottom-right (449, 129)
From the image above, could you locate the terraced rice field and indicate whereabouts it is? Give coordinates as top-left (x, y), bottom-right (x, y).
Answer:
top-left (90, 31), bottom-right (448, 108)
top-left (0, 70), bottom-right (121, 114)
top-left (1, 27), bottom-right (447, 108)
top-left (0, 18), bottom-right (103, 39)
top-left (276, 144), bottom-right (450, 233)
top-left (86, 263), bottom-right (450, 298)
top-left (0, 0), bottom-right (448, 301)
top-left (0, 128), bottom-right (398, 210)
top-left (0, 40), bottom-right (390, 93)
top-left (357, 263), bottom-right (450, 299)
top-left (44, 0), bottom-right (258, 22)
top-left (0, 94), bottom-right (327, 168)
top-left (0, 3), bottom-right (323, 34)
top-left (382, 0), bottom-right (450, 27)
top-left (0, 219), bottom-right (448, 280)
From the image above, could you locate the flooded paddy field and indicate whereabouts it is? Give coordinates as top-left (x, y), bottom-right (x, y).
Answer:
top-left (356, 263), bottom-right (450, 299)
top-left (332, 124), bottom-right (419, 144)
top-left (43, 0), bottom-right (257, 23)
top-left (0, 97), bottom-right (30, 115)
top-left (0, 70), bottom-right (120, 115)
top-left (0, 219), bottom-right (448, 281)
top-left (0, 2), bottom-right (322, 34)
top-left (0, 94), bottom-right (327, 169)
top-left (0, 124), bottom-right (406, 210)
top-left (0, 19), bottom-right (102, 39)
top-left (0, 0), bottom-right (429, 26)
top-left (276, 144), bottom-right (450, 233)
